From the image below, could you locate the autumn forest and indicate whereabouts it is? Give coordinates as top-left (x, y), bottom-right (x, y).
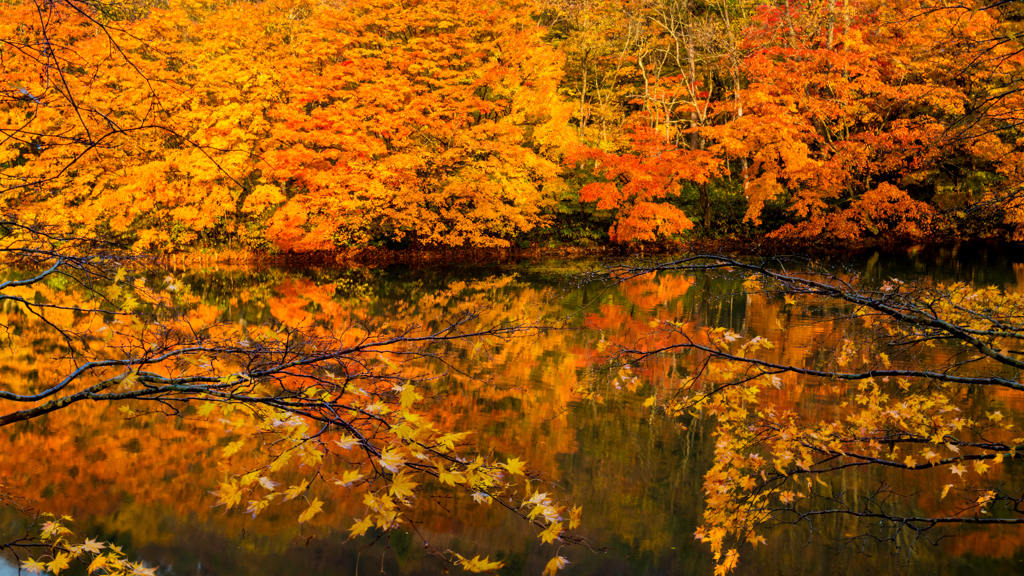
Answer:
top-left (3, 0), bottom-right (1024, 250)
top-left (5, 0), bottom-right (1024, 575)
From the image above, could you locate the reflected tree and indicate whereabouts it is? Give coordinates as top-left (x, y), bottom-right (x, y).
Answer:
top-left (603, 255), bottom-right (1024, 574)
top-left (0, 220), bottom-right (584, 575)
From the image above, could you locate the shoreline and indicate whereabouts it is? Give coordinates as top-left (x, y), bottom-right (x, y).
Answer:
top-left (151, 234), bottom-right (1016, 269)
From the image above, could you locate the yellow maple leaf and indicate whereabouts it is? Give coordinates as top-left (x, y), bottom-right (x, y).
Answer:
top-left (503, 457), bottom-right (527, 476)
top-left (388, 470), bottom-right (419, 500)
top-left (941, 484), bottom-right (954, 499)
top-left (542, 556), bottom-right (570, 576)
top-left (714, 549), bottom-right (739, 576)
top-left (348, 516), bottom-right (374, 538)
top-left (239, 470), bottom-right (261, 487)
top-left (87, 555), bottom-right (109, 574)
top-left (569, 505), bottom-right (583, 530)
top-left (399, 384), bottom-right (422, 408)
top-left (378, 447), bottom-right (405, 473)
top-left (246, 497), bottom-right (272, 519)
top-left (436, 461), bottom-right (466, 486)
top-left (335, 469), bottom-right (365, 488)
top-left (283, 479), bottom-right (310, 501)
top-left (221, 439), bottom-right (245, 458)
top-left (334, 434), bottom-right (359, 450)
top-left (459, 555), bottom-right (505, 572)
top-left (212, 480), bottom-right (243, 509)
top-left (539, 521), bottom-right (563, 544)
top-left (48, 552), bottom-right (71, 575)
top-left (298, 497), bottom-right (324, 523)
top-left (81, 538), bottom-right (105, 554)
top-left (21, 558), bottom-right (46, 574)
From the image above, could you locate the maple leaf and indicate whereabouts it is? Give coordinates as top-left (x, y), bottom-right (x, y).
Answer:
top-left (334, 434), bottom-right (359, 450)
top-left (246, 498), bottom-right (272, 519)
top-left (222, 439), bottom-right (245, 458)
top-left (348, 516), bottom-right (374, 538)
top-left (48, 552), bottom-right (71, 575)
top-left (388, 470), bottom-right (419, 500)
top-left (459, 555), bottom-right (505, 573)
top-left (378, 448), bottom-right (405, 473)
top-left (239, 470), bottom-right (261, 487)
top-left (298, 498), bottom-right (324, 523)
top-left (569, 505), bottom-right (583, 530)
top-left (41, 520), bottom-right (66, 540)
top-left (211, 480), bottom-right (243, 509)
top-left (82, 538), bottom-right (105, 554)
top-left (437, 462), bottom-right (466, 486)
top-left (949, 463), bottom-right (967, 478)
top-left (503, 457), bottom-right (526, 476)
top-left (714, 549), bottom-right (739, 576)
top-left (334, 469), bottom-right (365, 488)
top-left (399, 384), bottom-right (422, 408)
top-left (539, 521), bottom-right (563, 544)
top-left (21, 558), bottom-right (46, 574)
top-left (130, 563), bottom-right (157, 576)
top-left (542, 556), bottom-right (570, 576)
top-left (283, 480), bottom-right (310, 501)
top-left (87, 555), bottom-right (111, 574)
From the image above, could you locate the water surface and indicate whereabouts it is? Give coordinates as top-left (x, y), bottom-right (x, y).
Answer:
top-left (3, 244), bottom-right (1024, 575)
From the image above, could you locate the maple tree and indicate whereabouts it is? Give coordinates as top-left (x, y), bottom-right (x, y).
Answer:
top-left (0, 0), bottom-right (575, 251)
top-left (600, 255), bottom-right (1024, 574)
top-left (548, 0), bottom-right (1024, 244)
top-left (3, 0), bottom-right (1024, 250)
top-left (0, 220), bottom-right (585, 574)
top-left (551, 0), bottom-right (739, 241)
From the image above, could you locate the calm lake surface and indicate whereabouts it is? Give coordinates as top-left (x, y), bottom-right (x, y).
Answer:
top-left (3, 242), bottom-right (1024, 575)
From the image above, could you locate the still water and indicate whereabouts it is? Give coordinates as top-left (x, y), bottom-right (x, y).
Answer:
top-left (2, 242), bottom-right (1024, 575)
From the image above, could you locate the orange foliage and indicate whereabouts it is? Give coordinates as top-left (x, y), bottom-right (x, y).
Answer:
top-left (699, 0), bottom-right (1024, 240)
top-left (572, 125), bottom-right (720, 242)
top-left (0, 0), bottom-right (574, 250)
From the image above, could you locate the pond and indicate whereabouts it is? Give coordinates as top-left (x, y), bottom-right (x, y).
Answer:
top-left (3, 242), bottom-right (1024, 576)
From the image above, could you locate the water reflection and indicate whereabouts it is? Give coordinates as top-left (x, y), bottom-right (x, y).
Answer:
top-left (2, 244), bottom-right (1024, 575)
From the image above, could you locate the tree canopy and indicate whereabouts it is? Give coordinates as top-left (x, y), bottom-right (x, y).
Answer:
top-left (1, 0), bottom-right (1023, 248)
